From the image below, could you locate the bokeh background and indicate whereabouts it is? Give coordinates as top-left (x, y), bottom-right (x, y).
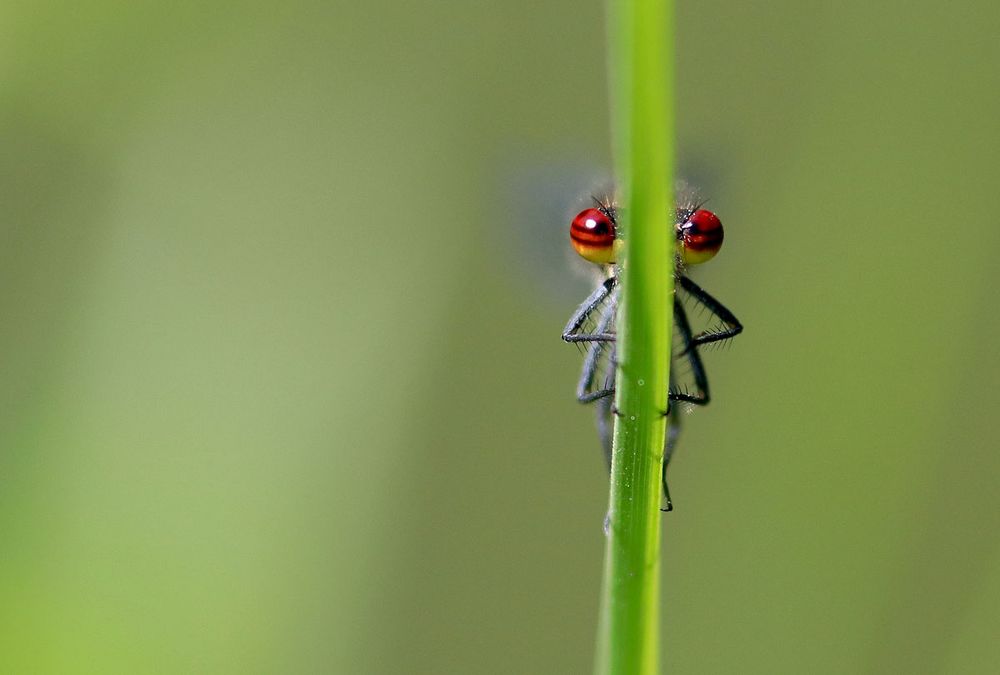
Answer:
top-left (2, 1), bottom-right (999, 673)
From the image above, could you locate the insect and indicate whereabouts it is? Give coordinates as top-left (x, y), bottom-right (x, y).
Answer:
top-left (562, 193), bottom-right (743, 511)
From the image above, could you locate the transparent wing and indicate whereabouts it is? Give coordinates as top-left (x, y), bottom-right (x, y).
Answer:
top-left (669, 294), bottom-right (709, 406)
top-left (570, 284), bottom-right (618, 403)
top-left (567, 279), bottom-right (724, 405)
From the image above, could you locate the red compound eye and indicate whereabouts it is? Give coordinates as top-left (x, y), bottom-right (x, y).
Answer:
top-left (678, 209), bottom-right (724, 265)
top-left (570, 208), bottom-right (617, 264)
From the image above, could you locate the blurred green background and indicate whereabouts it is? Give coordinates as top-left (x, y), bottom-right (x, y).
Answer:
top-left (2, 1), bottom-right (999, 673)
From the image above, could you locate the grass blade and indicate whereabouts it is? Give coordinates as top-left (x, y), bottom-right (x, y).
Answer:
top-left (594, 0), bottom-right (674, 672)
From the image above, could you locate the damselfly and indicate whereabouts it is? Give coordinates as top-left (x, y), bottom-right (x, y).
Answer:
top-left (562, 193), bottom-right (743, 511)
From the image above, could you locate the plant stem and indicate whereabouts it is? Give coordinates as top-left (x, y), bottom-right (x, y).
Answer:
top-left (594, 0), bottom-right (674, 672)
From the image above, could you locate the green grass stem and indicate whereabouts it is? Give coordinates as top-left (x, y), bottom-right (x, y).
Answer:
top-left (594, 0), bottom-right (674, 673)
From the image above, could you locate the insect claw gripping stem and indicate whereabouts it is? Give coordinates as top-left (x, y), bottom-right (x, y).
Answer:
top-left (659, 408), bottom-right (683, 512)
top-left (660, 455), bottom-right (674, 512)
top-left (658, 404), bottom-right (673, 511)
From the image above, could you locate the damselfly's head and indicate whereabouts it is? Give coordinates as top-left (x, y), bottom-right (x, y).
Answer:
top-left (570, 206), bottom-right (621, 265)
top-left (676, 208), bottom-right (724, 266)
top-left (570, 202), bottom-right (725, 268)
